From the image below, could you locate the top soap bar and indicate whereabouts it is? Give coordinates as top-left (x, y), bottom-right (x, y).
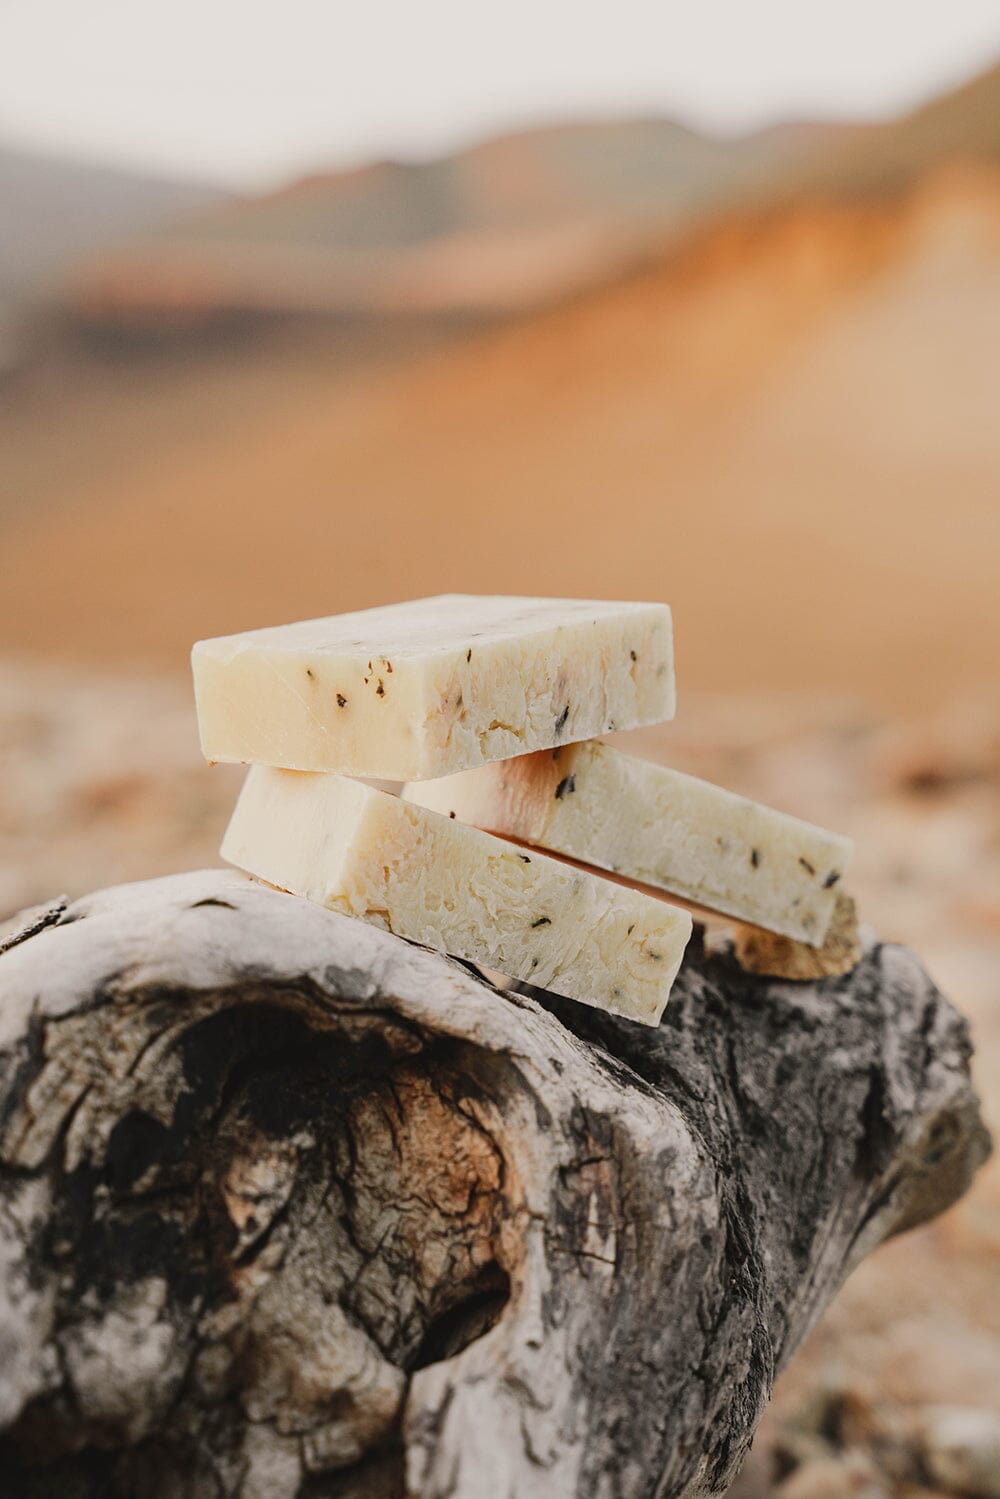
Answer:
top-left (192, 594), bottom-right (674, 781)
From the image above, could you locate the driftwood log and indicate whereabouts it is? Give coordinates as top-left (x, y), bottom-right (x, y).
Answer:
top-left (0, 869), bottom-right (989, 1499)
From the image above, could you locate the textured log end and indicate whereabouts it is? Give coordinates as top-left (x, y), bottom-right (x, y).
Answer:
top-left (0, 871), bottom-right (990, 1499)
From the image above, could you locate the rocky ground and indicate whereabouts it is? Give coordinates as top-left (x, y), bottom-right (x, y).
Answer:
top-left (1, 656), bottom-right (997, 1497)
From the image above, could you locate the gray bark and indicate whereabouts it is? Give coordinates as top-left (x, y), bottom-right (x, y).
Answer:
top-left (0, 869), bottom-right (989, 1499)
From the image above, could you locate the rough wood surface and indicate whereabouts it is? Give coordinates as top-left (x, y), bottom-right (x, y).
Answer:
top-left (0, 869), bottom-right (989, 1499)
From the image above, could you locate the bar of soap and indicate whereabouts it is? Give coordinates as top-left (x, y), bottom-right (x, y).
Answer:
top-left (403, 741), bottom-right (853, 946)
top-left (193, 594), bottom-right (674, 781)
top-left (221, 767), bottom-right (692, 1025)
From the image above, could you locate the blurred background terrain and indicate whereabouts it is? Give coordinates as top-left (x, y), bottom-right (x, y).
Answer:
top-left (2, 60), bottom-right (1000, 700)
top-left (0, 4), bottom-right (998, 1493)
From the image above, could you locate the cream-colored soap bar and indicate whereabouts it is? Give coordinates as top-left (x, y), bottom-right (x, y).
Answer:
top-left (221, 767), bottom-right (692, 1025)
top-left (193, 594), bottom-right (673, 781)
top-left (404, 741), bottom-right (853, 946)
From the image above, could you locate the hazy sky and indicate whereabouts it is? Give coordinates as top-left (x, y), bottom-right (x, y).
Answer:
top-left (1, 0), bottom-right (999, 188)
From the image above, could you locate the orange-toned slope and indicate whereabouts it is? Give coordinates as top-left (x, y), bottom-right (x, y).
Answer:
top-left (3, 174), bottom-right (999, 712)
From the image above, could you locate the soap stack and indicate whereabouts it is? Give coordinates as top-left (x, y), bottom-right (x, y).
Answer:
top-left (192, 595), bottom-right (851, 1027)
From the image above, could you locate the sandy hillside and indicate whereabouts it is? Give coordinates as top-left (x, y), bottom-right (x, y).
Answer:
top-left (2, 170), bottom-right (999, 711)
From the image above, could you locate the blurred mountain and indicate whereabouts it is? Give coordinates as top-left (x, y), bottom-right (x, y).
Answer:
top-left (2, 59), bottom-right (999, 709)
top-left (65, 118), bottom-right (835, 324)
top-left (0, 145), bottom-right (227, 306)
top-left (63, 58), bottom-right (1000, 329)
top-left (779, 56), bottom-right (1000, 200)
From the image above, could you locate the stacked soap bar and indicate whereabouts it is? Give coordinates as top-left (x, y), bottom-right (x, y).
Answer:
top-left (193, 593), bottom-right (675, 780)
top-left (221, 768), bottom-right (691, 1027)
top-left (403, 741), bottom-right (852, 946)
top-left (196, 595), bottom-right (689, 1025)
top-left (194, 593), bottom-right (852, 1027)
